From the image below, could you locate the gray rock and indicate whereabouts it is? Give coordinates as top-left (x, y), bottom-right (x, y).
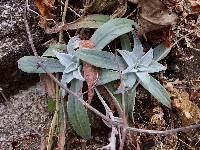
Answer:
top-left (0, 84), bottom-right (50, 150)
top-left (0, 0), bottom-right (52, 97)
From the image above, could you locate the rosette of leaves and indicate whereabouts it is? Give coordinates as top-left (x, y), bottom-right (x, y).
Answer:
top-left (18, 36), bottom-right (91, 139)
top-left (76, 20), bottom-right (171, 108)
top-left (53, 36), bottom-right (85, 85)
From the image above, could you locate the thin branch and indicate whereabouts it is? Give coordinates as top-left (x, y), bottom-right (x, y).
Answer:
top-left (26, 0), bottom-right (56, 24)
top-left (59, 0), bottom-right (69, 42)
top-left (95, 88), bottom-right (117, 150)
top-left (68, 7), bottom-right (81, 17)
top-left (126, 124), bottom-right (200, 135)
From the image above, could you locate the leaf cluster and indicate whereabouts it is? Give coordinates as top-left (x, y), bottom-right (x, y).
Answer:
top-left (18, 17), bottom-right (171, 139)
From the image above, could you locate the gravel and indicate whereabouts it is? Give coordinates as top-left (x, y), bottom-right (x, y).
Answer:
top-left (0, 84), bottom-right (50, 149)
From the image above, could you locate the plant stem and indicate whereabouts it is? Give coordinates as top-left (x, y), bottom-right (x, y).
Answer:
top-left (59, 0), bottom-right (69, 42)
top-left (47, 74), bottom-right (60, 150)
top-left (47, 109), bottom-right (58, 150)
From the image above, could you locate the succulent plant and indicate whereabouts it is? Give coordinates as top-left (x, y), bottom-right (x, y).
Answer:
top-left (17, 18), bottom-right (172, 140)
top-left (54, 36), bottom-right (84, 85)
top-left (76, 21), bottom-right (171, 108)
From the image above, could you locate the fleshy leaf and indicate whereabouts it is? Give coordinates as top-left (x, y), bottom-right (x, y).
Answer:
top-left (104, 83), bottom-right (122, 104)
top-left (63, 62), bottom-right (77, 74)
top-left (54, 51), bottom-right (73, 67)
top-left (18, 56), bottom-right (64, 73)
top-left (97, 69), bottom-right (120, 85)
top-left (42, 44), bottom-right (67, 57)
top-left (136, 72), bottom-right (171, 108)
top-left (153, 43), bottom-right (171, 61)
top-left (138, 62), bottom-right (167, 73)
top-left (120, 34), bottom-right (132, 51)
top-left (67, 35), bottom-right (80, 55)
top-left (91, 18), bottom-right (137, 51)
top-left (76, 48), bottom-right (127, 71)
top-left (104, 85), bottom-right (122, 113)
top-left (73, 66), bottom-right (85, 81)
top-left (61, 73), bottom-right (74, 84)
top-left (67, 80), bottom-right (91, 139)
top-left (122, 66), bottom-right (137, 74)
top-left (118, 50), bottom-right (137, 66)
top-left (116, 73), bottom-right (137, 94)
top-left (125, 88), bottom-right (136, 121)
top-left (132, 31), bottom-right (144, 58)
top-left (123, 73), bottom-right (137, 89)
top-left (139, 48), bottom-right (154, 66)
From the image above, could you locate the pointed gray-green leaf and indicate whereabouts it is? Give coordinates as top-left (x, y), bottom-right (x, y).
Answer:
top-left (54, 51), bottom-right (73, 67)
top-left (140, 48), bottom-right (153, 66)
top-left (76, 48), bottom-right (127, 71)
top-left (136, 72), bottom-right (171, 108)
top-left (67, 35), bottom-right (80, 55)
top-left (115, 73), bottom-right (137, 94)
top-left (122, 66), bottom-right (137, 74)
top-left (120, 34), bottom-right (132, 51)
top-left (67, 80), bottom-right (91, 139)
top-left (125, 88), bottom-right (136, 121)
top-left (42, 44), bottom-right (67, 57)
top-left (73, 66), bottom-right (85, 81)
top-left (138, 62), bottom-right (166, 73)
top-left (91, 18), bottom-right (137, 51)
top-left (116, 73), bottom-right (137, 94)
top-left (104, 85), bottom-right (123, 114)
top-left (63, 62), bottom-right (77, 74)
top-left (153, 43), bottom-right (171, 61)
top-left (61, 73), bottom-right (74, 84)
top-left (132, 31), bottom-right (144, 58)
top-left (123, 73), bottom-right (137, 89)
top-left (18, 56), bottom-right (65, 73)
top-left (97, 69), bottom-right (120, 85)
top-left (104, 83), bottom-right (122, 105)
top-left (118, 50), bottom-right (137, 66)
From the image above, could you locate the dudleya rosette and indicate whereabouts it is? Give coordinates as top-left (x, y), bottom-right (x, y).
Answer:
top-left (54, 36), bottom-right (85, 87)
top-left (116, 33), bottom-right (167, 93)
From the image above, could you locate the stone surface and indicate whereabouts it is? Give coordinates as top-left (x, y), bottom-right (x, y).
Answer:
top-left (0, 0), bottom-right (52, 98)
top-left (0, 84), bottom-right (50, 149)
top-left (0, 0), bottom-right (51, 149)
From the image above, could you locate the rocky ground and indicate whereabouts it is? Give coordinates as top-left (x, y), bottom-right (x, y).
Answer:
top-left (0, 84), bottom-right (50, 149)
top-left (0, 0), bottom-right (51, 97)
top-left (0, 0), bottom-right (51, 149)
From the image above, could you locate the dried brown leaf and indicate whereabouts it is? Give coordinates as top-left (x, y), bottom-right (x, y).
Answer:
top-left (188, 0), bottom-right (200, 14)
top-left (34, 0), bottom-right (55, 28)
top-left (111, 1), bottom-right (127, 18)
top-left (80, 40), bottom-right (98, 104)
top-left (138, 0), bottom-right (178, 35)
top-left (40, 74), bottom-right (56, 99)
